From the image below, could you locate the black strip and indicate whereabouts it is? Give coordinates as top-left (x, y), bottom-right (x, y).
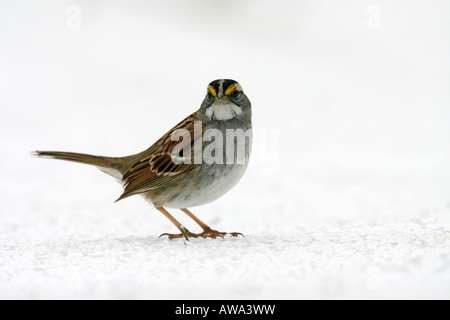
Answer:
top-left (222, 79), bottom-right (237, 93)
top-left (208, 79), bottom-right (222, 94)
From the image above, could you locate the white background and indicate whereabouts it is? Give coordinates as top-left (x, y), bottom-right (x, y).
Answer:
top-left (1, 0), bottom-right (449, 299)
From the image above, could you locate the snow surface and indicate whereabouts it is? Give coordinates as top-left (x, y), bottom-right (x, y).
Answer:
top-left (1, 1), bottom-right (450, 299)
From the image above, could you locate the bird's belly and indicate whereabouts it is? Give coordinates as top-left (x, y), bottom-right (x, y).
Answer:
top-left (156, 163), bottom-right (249, 209)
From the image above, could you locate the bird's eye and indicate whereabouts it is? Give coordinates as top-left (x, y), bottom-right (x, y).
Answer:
top-left (231, 90), bottom-right (241, 99)
top-left (207, 92), bottom-right (214, 100)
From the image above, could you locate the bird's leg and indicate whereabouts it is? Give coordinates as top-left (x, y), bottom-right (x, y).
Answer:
top-left (157, 207), bottom-right (195, 240)
top-left (180, 208), bottom-right (244, 239)
top-left (180, 208), bottom-right (213, 232)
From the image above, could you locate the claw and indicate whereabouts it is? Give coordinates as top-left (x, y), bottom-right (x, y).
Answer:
top-left (159, 228), bottom-right (194, 240)
top-left (159, 229), bottom-right (244, 240)
top-left (229, 232), bottom-right (245, 238)
top-left (159, 232), bottom-right (182, 240)
top-left (197, 229), bottom-right (241, 239)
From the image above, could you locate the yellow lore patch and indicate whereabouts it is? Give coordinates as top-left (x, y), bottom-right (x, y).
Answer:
top-left (208, 86), bottom-right (217, 96)
top-left (224, 84), bottom-right (236, 95)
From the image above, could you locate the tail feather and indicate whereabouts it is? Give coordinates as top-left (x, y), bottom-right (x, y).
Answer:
top-left (33, 151), bottom-right (125, 180)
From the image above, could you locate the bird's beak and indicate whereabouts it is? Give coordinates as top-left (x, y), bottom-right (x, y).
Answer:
top-left (214, 95), bottom-right (231, 104)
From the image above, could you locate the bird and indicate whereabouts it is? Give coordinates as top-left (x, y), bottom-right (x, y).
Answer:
top-left (34, 79), bottom-right (252, 240)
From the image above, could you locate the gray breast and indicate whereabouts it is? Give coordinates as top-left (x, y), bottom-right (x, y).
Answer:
top-left (147, 120), bottom-right (252, 209)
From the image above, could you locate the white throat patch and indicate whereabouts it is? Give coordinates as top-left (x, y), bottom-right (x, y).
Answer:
top-left (205, 103), bottom-right (242, 121)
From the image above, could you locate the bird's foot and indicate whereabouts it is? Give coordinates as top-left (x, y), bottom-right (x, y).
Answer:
top-left (159, 227), bottom-right (196, 240)
top-left (159, 228), bottom-right (244, 240)
top-left (198, 228), bottom-right (244, 239)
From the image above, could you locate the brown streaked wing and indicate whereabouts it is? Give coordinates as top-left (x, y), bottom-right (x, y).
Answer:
top-left (116, 112), bottom-right (203, 201)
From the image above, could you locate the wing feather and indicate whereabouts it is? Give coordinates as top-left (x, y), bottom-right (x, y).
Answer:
top-left (116, 113), bottom-right (202, 201)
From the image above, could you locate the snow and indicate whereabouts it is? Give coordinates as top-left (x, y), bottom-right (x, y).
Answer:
top-left (1, 1), bottom-right (450, 299)
top-left (2, 215), bottom-right (450, 299)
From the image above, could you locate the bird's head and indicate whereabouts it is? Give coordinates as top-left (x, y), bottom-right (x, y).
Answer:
top-left (199, 79), bottom-right (251, 121)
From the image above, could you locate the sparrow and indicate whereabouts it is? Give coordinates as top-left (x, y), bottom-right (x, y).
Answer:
top-left (34, 79), bottom-right (252, 240)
